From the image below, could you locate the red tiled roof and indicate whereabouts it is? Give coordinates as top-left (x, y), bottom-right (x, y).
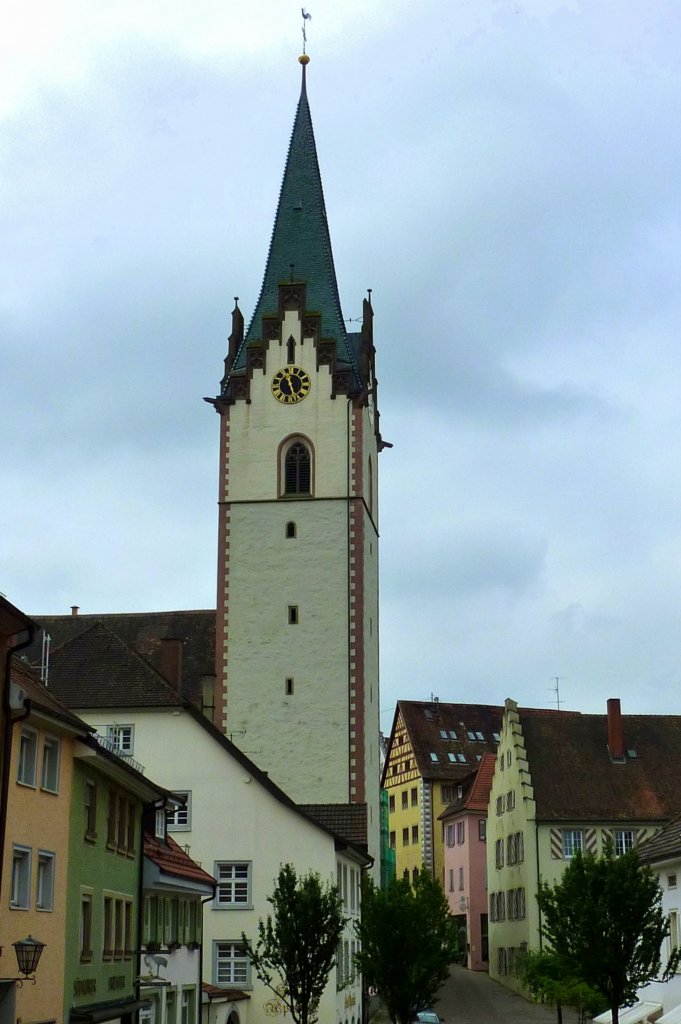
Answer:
top-left (438, 753), bottom-right (497, 821)
top-left (202, 983), bottom-right (250, 1001)
top-left (144, 832), bottom-right (216, 888)
top-left (521, 711), bottom-right (681, 821)
top-left (466, 752), bottom-right (497, 811)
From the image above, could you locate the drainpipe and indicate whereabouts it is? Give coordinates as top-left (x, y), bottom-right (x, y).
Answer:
top-left (535, 821), bottom-right (542, 950)
top-left (200, 891), bottom-right (215, 1021)
top-left (0, 622), bottom-right (36, 902)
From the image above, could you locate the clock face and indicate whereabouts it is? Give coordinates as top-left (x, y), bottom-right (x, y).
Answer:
top-left (271, 365), bottom-right (311, 404)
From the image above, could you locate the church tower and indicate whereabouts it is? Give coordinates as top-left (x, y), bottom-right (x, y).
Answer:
top-left (206, 56), bottom-right (383, 863)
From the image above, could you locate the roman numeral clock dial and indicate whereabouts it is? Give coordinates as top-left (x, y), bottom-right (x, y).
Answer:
top-left (271, 365), bottom-right (311, 404)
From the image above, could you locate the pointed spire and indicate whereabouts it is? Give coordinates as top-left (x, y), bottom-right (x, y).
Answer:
top-left (228, 57), bottom-right (360, 383)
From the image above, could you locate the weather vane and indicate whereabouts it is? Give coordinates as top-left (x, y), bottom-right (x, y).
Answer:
top-left (301, 8), bottom-right (311, 53)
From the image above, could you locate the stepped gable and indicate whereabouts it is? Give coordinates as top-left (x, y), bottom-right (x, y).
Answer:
top-left (299, 803), bottom-right (368, 849)
top-left (521, 710), bottom-right (681, 821)
top-left (143, 832), bottom-right (216, 888)
top-left (28, 610), bottom-right (215, 708)
top-left (638, 813), bottom-right (681, 864)
top-left (44, 620), bottom-right (182, 709)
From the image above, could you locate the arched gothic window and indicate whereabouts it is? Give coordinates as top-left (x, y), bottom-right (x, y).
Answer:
top-left (284, 442), bottom-right (311, 495)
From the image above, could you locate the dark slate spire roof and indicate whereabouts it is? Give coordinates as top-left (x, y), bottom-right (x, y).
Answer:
top-left (229, 60), bottom-right (358, 381)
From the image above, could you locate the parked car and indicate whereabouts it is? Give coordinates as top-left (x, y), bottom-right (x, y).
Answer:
top-left (416, 1012), bottom-right (444, 1024)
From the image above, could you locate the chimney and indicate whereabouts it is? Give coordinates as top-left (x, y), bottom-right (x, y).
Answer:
top-left (607, 698), bottom-right (625, 761)
top-left (160, 638), bottom-right (183, 695)
top-left (71, 605), bottom-right (79, 617)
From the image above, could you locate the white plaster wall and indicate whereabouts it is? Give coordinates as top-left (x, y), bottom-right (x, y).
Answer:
top-left (639, 855), bottom-right (681, 1013)
top-left (79, 707), bottom-right (347, 1024)
top-left (359, 492), bottom-right (380, 879)
top-left (226, 498), bottom-right (350, 803)
top-left (227, 316), bottom-right (351, 502)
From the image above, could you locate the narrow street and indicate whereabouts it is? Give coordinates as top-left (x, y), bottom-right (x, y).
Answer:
top-left (430, 964), bottom-right (580, 1024)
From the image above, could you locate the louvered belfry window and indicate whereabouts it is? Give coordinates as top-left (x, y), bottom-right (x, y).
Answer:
top-left (285, 442), bottom-right (311, 495)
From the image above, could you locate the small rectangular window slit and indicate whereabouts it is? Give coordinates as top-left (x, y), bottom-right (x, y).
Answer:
top-left (285, 678), bottom-right (294, 696)
top-left (288, 606), bottom-right (298, 625)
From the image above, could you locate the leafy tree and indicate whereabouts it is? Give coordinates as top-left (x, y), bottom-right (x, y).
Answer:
top-left (243, 864), bottom-right (347, 1024)
top-left (518, 948), bottom-right (607, 1024)
top-left (354, 869), bottom-right (458, 1024)
top-left (536, 841), bottom-right (681, 1024)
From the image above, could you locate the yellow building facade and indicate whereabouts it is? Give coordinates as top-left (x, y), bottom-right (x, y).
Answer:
top-left (383, 701), bottom-right (503, 889)
top-left (0, 666), bottom-right (83, 1022)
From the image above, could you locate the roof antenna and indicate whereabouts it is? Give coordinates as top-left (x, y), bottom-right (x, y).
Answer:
top-left (301, 8), bottom-right (311, 54)
top-left (549, 676), bottom-right (563, 710)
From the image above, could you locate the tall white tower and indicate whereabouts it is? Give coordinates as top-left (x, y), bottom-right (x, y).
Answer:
top-left (206, 56), bottom-right (384, 865)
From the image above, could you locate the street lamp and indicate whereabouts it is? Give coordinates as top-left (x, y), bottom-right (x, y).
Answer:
top-left (12, 936), bottom-right (46, 982)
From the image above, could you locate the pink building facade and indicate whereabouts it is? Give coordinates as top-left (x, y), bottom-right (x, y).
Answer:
top-left (441, 753), bottom-right (495, 971)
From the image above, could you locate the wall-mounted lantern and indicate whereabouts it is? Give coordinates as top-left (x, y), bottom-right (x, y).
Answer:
top-left (11, 936), bottom-right (45, 984)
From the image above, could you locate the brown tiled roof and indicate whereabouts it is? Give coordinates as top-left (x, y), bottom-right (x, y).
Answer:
top-left (202, 983), bottom-right (250, 1001)
top-left (521, 711), bottom-right (681, 822)
top-left (43, 621), bottom-right (182, 708)
top-left (144, 832), bottom-right (216, 888)
top-left (27, 610), bottom-right (215, 707)
top-left (11, 658), bottom-right (92, 732)
top-left (386, 700), bottom-right (505, 784)
top-left (637, 814), bottom-right (681, 865)
top-left (299, 803), bottom-right (368, 848)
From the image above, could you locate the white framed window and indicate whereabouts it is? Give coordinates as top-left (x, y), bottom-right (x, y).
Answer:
top-left (214, 941), bottom-right (250, 987)
top-left (668, 873), bottom-right (677, 889)
top-left (563, 829), bottom-right (583, 859)
top-left (17, 728), bottom-right (38, 786)
top-left (181, 988), bottom-right (193, 1024)
top-left (448, 868), bottom-right (454, 892)
top-left (167, 792), bottom-right (191, 831)
top-left (155, 809), bottom-right (166, 839)
top-left (445, 823), bottom-right (455, 847)
top-left (615, 829), bottom-right (635, 856)
top-left (11, 845), bottom-right (32, 908)
top-left (107, 724), bottom-right (134, 755)
top-left (456, 821), bottom-right (465, 845)
top-left (215, 862), bottom-right (251, 908)
top-left (36, 850), bottom-right (55, 910)
top-left (41, 734), bottom-right (61, 792)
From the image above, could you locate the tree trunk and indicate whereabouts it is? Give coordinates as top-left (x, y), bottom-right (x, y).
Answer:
top-left (556, 1002), bottom-right (562, 1024)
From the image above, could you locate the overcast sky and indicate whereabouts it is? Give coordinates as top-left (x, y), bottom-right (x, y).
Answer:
top-left (3, 0), bottom-right (681, 732)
